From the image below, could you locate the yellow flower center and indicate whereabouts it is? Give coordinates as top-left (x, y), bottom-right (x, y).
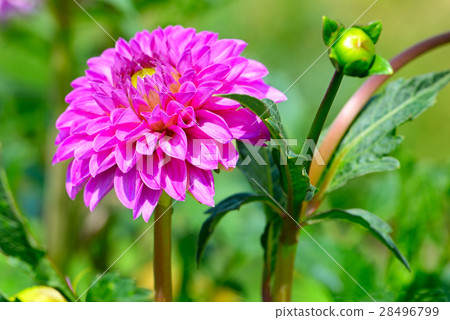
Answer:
top-left (131, 68), bottom-right (156, 88)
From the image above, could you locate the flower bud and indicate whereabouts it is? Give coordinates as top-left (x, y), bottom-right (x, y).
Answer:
top-left (329, 27), bottom-right (375, 77)
top-left (322, 17), bottom-right (393, 78)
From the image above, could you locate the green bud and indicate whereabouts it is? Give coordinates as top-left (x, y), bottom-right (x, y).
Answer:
top-left (323, 17), bottom-right (393, 78)
top-left (330, 27), bottom-right (376, 77)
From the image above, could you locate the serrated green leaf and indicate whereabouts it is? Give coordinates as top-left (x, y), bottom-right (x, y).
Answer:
top-left (323, 16), bottom-right (344, 46)
top-left (306, 208), bottom-right (410, 270)
top-left (324, 71), bottom-right (450, 193)
top-left (85, 272), bottom-right (151, 302)
top-left (197, 193), bottom-right (277, 265)
top-left (357, 20), bottom-right (382, 44)
top-left (368, 54), bottom-right (393, 76)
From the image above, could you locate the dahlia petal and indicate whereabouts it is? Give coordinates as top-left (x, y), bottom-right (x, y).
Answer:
top-left (137, 153), bottom-right (162, 189)
top-left (66, 160), bottom-right (89, 200)
top-left (241, 59), bottom-right (269, 79)
top-left (187, 164), bottom-right (215, 207)
top-left (53, 135), bottom-right (80, 164)
top-left (197, 63), bottom-right (231, 82)
top-left (89, 150), bottom-right (116, 177)
top-left (114, 167), bottom-right (143, 209)
top-left (116, 122), bottom-right (149, 142)
top-left (195, 109), bottom-right (233, 143)
top-left (177, 106), bottom-right (196, 128)
top-left (177, 50), bottom-right (193, 74)
top-left (86, 116), bottom-right (111, 135)
top-left (218, 141), bottom-right (239, 169)
top-left (84, 167), bottom-right (115, 211)
top-left (185, 133), bottom-right (220, 170)
top-left (93, 93), bottom-right (115, 113)
top-left (133, 186), bottom-right (162, 222)
top-left (224, 57), bottom-right (249, 82)
top-left (115, 142), bottom-right (141, 173)
top-left (93, 128), bottom-right (119, 152)
top-left (160, 157), bottom-right (187, 201)
top-left (136, 132), bottom-right (160, 155)
top-left (211, 39), bottom-right (247, 61)
top-left (159, 125), bottom-right (188, 160)
top-left (215, 108), bottom-right (270, 141)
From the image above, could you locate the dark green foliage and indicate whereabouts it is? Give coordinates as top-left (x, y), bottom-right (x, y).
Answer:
top-left (306, 208), bottom-right (409, 270)
top-left (85, 272), bottom-right (151, 302)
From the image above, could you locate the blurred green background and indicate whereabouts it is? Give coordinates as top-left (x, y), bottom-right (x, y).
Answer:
top-left (0, 0), bottom-right (449, 301)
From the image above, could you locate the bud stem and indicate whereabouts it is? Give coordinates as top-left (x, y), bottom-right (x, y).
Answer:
top-left (153, 192), bottom-right (173, 302)
top-left (303, 71), bottom-right (344, 173)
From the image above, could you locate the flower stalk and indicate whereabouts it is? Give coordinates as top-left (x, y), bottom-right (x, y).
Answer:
top-left (153, 192), bottom-right (173, 302)
top-left (303, 71), bottom-right (344, 173)
top-left (272, 70), bottom-right (344, 301)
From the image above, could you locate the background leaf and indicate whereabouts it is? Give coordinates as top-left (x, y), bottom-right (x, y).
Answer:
top-left (0, 159), bottom-right (74, 300)
top-left (305, 208), bottom-right (410, 270)
top-left (0, 166), bottom-right (44, 267)
top-left (85, 272), bottom-right (151, 302)
top-left (197, 193), bottom-right (277, 264)
top-left (323, 71), bottom-right (450, 193)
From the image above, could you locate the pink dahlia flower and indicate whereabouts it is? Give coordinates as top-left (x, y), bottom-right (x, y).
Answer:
top-left (53, 26), bottom-right (286, 222)
top-left (0, 0), bottom-right (36, 21)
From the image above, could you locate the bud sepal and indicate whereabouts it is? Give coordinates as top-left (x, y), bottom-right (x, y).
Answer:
top-left (323, 17), bottom-right (393, 77)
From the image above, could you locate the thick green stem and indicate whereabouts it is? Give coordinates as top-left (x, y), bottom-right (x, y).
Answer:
top-left (303, 71), bottom-right (344, 173)
top-left (272, 218), bottom-right (299, 301)
top-left (153, 193), bottom-right (173, 302)
top-left (272, 71), bottom-right (344, 301)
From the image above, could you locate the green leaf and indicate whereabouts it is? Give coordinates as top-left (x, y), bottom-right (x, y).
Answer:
top-left (357, 20), bottom-right (382, 44)
top-left (197, 193), bottom-right (277, 264)
top-left (305, 208), bottom-right (410, 270)
top-left (216, 93), bottom-right (267, 117)
top-left (217, 93), bottom-right (288, 141)
top-left (324, 71), bottom-right (450, 193)
top-left (368, 54), bottom-right (393, 76)
top-left (0, 156), bottom-right (75, 301)
top-left (272, 149), bottom-right (313, 213)
top-left (85, 272), bottom-right (151, 302)
top-left (261, 214), bottom-right (282, 284)
top-left (322, 16), bottom-right (344, 46)
top-left (0, 292), bottom-right (8, 302)
top-left (236, 140), bottom-right (283, 202)
top-left (0, 164), bottom-right (45, 267)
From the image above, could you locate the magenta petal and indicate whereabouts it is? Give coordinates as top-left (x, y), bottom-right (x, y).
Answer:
top-left (89, 150), bottom-right (116, 177)
top-left (195, 109), bottom-right (233, 143)
top-left (115, 142), bottom-right (141, 173)
top-left (133, 186), bottom-right (162, 222)
top-left (114, 167), bottom-right (143, 209)
top-left (136, 132), bottom-right (160, 155)
top-left (187, 164), bottom-right (215, 207)
top-left (160, 157), bottom-right (187, 201)
top-left (83, 167), bottom-right (115, 211)
top-left (215, 108), bottom-right (270, 141)
top-left (137, 154), bottom-right (161, 189)
top-left (159, 125), bottom-right (188, 160)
